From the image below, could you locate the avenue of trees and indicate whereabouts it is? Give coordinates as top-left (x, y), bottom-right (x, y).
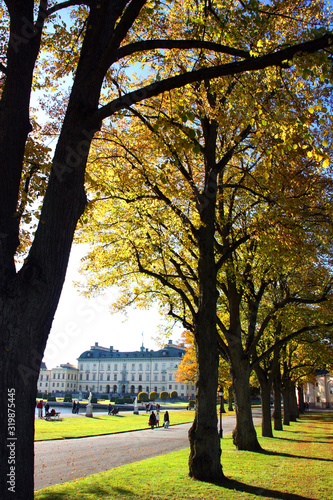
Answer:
top-left (0, 1), bottom-right (332, 498)
top-left (77, 0), bottom-right (333, 464)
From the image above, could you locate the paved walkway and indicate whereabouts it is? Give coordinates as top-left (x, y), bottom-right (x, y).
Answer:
top-left (34, 410), bottom-right (262, 491)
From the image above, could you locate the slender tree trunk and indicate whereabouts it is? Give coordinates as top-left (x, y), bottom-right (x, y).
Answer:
top-left (282, 387), bottom-right (291, 426)
top-left (298, 384), bottom-right (305, 414)
top-left (254, 363), bottom-right (274, 438)
top-left (259, 379), bottom-right (273, 438)
top-left (273, 370), bottom-right (283, 431)
top-left (228, 386), bottom-right (233, 412)
top-left (289, 384), bottom-right (298, 421)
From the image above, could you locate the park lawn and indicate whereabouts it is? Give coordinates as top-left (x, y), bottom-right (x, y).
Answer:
top-left (34, 410), bottom-right (195, 441)
top-left (35, 412), bottom-right (333, 500)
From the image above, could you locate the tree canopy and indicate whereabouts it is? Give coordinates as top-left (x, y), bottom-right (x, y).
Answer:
top-left (0, 1), bottom-right (332, 497)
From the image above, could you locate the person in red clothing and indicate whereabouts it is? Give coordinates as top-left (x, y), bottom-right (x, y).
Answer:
top-left (36, 400), bottom-right (43, 419)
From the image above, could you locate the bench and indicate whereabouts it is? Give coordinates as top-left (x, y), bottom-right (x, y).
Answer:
top-left (45, 411), bottom-right (61, 420)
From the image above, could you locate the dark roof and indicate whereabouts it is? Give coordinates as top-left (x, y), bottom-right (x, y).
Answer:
top-left (77, 344), bottom-right (185, 361)
top-left (315, 369), bottom-right (330, 376)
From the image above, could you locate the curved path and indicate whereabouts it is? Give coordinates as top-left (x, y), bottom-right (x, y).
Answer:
top-left (34, 409), bottom-right (262, 491)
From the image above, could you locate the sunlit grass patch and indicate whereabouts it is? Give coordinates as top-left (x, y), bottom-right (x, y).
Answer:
top-left (35, 411), bottom-right (333, 500)
top-left (35, 410), bottom-right (195, 441)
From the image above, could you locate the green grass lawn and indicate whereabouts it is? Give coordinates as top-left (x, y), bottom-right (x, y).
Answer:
top-left (35, 411), bottom-right (333, 500)
top-left (34, 410), bottom-right (195, 441)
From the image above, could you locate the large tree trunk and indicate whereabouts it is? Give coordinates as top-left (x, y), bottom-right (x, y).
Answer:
top-left (188, 171), bottom-right (224, 483)
top-left (189, 333), bottom-right (223, 482)
top-left (0, 4), bottom-right (127, 498)
top-left (273, 370), bottom-right (283, 431)
top-left (230, 356), bottom-right (261, 450)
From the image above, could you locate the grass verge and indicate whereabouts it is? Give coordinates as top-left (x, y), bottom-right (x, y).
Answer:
top-left (34, 410), bottom-right (195, 441)
top-left (35, 412), bottom-right (333, 500)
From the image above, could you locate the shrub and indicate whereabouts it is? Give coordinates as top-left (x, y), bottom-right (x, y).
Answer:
top-left (115, 398), bottom-right (124, 404)
top-left (149, 391), bottom-right (158, 401)
top-left (170, 390), bottom-right (178, 400)
top-left (64, 393), bottom-right (72, 402)
top-left (47, 395), bottom-right (56, 402)
top-left (123, 395), bottom-right (134, 404)
top-left (160, 391), bottom-right (169, 401)
top-left (100, 394), bottom-right (109, 400)
top-left (91, 397), bottom-right (98, 404)
top-left (188, 400), bottom-right (195, 408)
top-left (138, 392), bottom-right (149, 402)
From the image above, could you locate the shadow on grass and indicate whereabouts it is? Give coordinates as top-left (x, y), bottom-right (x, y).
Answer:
top-left (85, 415), bottom-right (125, 419)
top-left (36, 483), bottom-right (130, 499)
top-left (300, 413), bottom-right (333, 422)
top-left (256, 448), bottom-right (333, 463)
top-left (275, 436), bottom-right (333, 444)
top-left (36, 479), bottom-right (315, 500)
top-left (219, 478), bottom-right (318, 500)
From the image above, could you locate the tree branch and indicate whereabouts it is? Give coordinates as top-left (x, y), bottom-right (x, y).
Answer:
top-left (113, 39), bottom-right (250, 62)
top-left (92, 33), bottom-right (333, 125)
top-left (251, 322), bottom-right (333, 369)
top-left (46, 0), bottom-right (91, 16)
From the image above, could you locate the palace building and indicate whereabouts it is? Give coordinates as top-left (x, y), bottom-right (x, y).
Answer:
top-left (37, 340), bottom-right (195, 399)
top-left (77, 340), bottom-right (194, 398)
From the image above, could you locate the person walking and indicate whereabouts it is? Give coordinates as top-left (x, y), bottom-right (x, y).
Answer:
top-left (76, 401), bottom-right (80, 414)
top-left (148, 411), bottom-right (157, 429)
top-left (156, 411), bottom-right (160, 427)
top-left (163, 411), bottom-right (170, 429)
top-left (72, 401), bottom-right (77, 414)
top-left (44, 401), bottom-right (49, 416)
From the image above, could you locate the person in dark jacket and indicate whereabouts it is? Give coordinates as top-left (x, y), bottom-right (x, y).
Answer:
top-left (163, 411), bottom-right (170, 429)
top-left (149, 411), bottom-right (157, 429)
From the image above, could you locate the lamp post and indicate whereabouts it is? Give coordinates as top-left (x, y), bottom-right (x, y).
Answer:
top-left (218, 387), bottom-right (223, 438)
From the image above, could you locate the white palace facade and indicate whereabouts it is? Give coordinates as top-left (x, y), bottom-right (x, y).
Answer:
top-left (38, 341), bottom-right (195, 399)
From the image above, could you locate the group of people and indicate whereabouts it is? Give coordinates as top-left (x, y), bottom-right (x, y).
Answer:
top-left (107, 403), bottom-right (119, 415)
top-left (148, 410), bottom-right (170, 430)
top-left (72, 401), bottom-right (80, 414)
top-left (36, 399), bottom-right (53, 418)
